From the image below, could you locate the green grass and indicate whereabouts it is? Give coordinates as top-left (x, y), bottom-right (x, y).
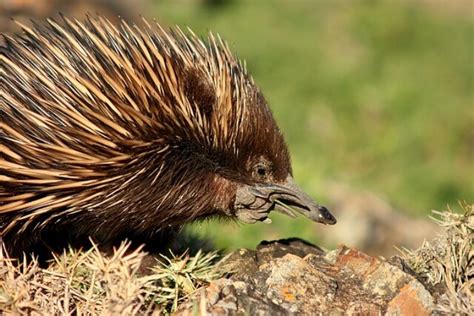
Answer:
top-left (147, 0), bottom-right (473, 249)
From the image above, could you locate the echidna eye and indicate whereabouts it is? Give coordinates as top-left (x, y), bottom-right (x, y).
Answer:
top-left (255, 164), bottom-right (267, 177)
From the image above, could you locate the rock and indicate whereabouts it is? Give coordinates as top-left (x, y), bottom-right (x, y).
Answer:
top-left (176, 239), bottom-right (435, 315)
top-left (387, 280), bottom-right (434, 316)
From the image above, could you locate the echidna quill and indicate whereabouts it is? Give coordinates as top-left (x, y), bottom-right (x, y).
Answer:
top-left (0, 16), bottom-right (336, 258)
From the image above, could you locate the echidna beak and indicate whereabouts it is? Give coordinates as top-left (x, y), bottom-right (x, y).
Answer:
top-left (271, 177), bottom-right (336, 225)
top-left (233, 176), bottom-right (336, 225)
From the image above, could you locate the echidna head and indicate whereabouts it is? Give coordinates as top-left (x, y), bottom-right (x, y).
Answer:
top-left (202, 80), bottom-right (336, 226)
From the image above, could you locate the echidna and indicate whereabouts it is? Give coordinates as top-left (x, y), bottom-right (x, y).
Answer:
top-left (0, 16), bottom-right (336, 258)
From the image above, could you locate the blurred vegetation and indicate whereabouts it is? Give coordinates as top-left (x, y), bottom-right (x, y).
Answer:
top-left (147, 0), bottom-right (473, 249)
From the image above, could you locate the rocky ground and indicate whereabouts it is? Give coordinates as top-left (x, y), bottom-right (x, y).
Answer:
top-left (176, 204), bottom-right (474, 315)
top-left (177, 239), bottom-right (435, 315)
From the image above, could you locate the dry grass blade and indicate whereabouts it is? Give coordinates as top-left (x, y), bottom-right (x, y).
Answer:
top-left (400, 202), bottom-right (473, 314)
top-left (0, 241), bottom-right (223, 314)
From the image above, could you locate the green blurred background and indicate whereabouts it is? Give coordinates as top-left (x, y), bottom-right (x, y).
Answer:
top-left (2, 0), bottom-right (472, 250)
top-left (146, 0), bottom-right (473, 249)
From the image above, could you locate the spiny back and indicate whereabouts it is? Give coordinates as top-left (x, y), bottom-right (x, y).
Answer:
top-left (1, 16), bottom-right (261, 153)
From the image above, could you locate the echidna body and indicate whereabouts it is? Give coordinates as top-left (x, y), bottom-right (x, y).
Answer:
top-left (0, 16), bottom-right (336, 257)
